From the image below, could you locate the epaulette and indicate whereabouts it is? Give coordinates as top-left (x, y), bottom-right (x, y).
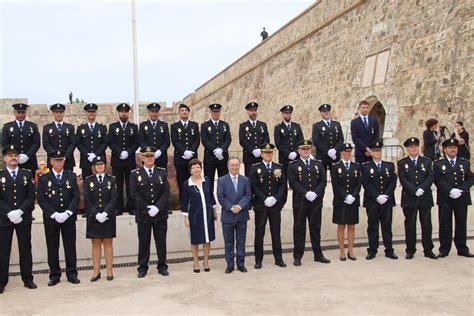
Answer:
top-left (435, 158), bottom-right (444, 162)
top-left (289, 160), bottom-right (298, 164)
top-left (155, 167), bottom-right (166, 171)
top-left (311, 158), bottom-right (322, 163)
top-left (352, 161), bottom-right (360, 165)
top-left (273, 162), bottom-right (282, 167)
top-left (459, 157), bottom-right (469, 162)
top-left (21, 168), bottom-right (33, 174)
top-left (362, 161), bottom-right (370, 165)
top-left (86, 174), bottom-right (95, 179)
top-left (107, 174), bottom-right (116, 178)
top-left (252, 162), bottom-right (261, 166)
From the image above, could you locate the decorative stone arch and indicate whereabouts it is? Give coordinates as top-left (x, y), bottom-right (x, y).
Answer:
top-left (366, 95), bottom-right (386, 139)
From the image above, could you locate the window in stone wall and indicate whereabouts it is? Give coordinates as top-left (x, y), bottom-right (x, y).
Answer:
top-left (362, 49), bottom-right (390, 87)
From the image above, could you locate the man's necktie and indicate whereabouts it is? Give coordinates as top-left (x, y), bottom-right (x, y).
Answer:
top-left (327, 121), bottom-right (331, 128)
top-left (56, 173), bottom-right (61, 182)
top-left (412, 159), bottom-right (417, 166)
top-left (266, 164), bottom-right (271, 171)
top-left (214, 122), bottom-right (218, 128)
top-left (122, 123), bottom-right (127, 130)
top-left (363, 117), bottom-right (368, 128)
top-left (232, 176), bottom-right (238, 192)
top-left (287, 123), bottom-right (291, 130)
top-left (345, 162), bottom-right (350, 170)
top-left (152, 122), bottom-right (156, 129)
top-left (57, 123), bottom-right (62, 131)
top-left (377, 163), bottom-right (381, 171)
top-left (89, 124), bottom-right (94, 132)
top-left (19, 121), bottom-right (23, 129)
top-left (98, 175), bottom-right (103, 184)
top-left (148, 169), bottom-right (153, 177)
top-left (305, 160), bottom-right (310, 168)
top-left (252, 122), bottom-right (256, 128)
top-left (450, 160), bottom-right (455, 167)
top-left (11, 171), bottom-right (16, 181)
top-left (183, 123), bottom-right (187, 129)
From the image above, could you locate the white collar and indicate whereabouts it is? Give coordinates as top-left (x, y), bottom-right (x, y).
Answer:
top-left (181, 120), bottom-right (189, 125)
top-left (149, 119), bottom-right (158, 124)
top-left (53, 169), bottom-right (64, 177)
top-left (249, 119), bottom-right (257, 124)
top-left (341, 159), bottom-right (351, 164)
top-left (144, 166), bottom-right (154, 173)
top-left (54, 121), bottom-right (64, 125)
top-left (409, 155), bottom-right (419, 161)
top-left (300, 157), bottom-right (311, 163)
top-left (16, 120), bottom-right (25, 125)
top-left (211, 119), bottom-right (219, 125)
top-left (373, 160), bottom-right (382, 165)
top-left (6, 167), bottom-right (19, 174)
top-left (447, 157), bottom-right (457, 164)
top-left (88, 122), bottom-right (96, 127)
top-left (263, 161), bottom-right (272, 168)
top-left (188, 176), bottom-right (205, 186)
top-left (283, 121), bottom-right (291, 125)
top-left (323, 119), bottom-right (331, 124)
top-left (96, 173), bottom-right (105, 181)
top-left (360, 115), bottom-right (368, 120)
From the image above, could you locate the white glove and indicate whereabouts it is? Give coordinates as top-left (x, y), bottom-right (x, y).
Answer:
top-left (87, 153), bottom-right (96, 162)
top-left (95, 212), bottom-right (108, 223)
top-left (252, 148), bottom-right (261, 158)
top-left (12, 217), bottom-right (23, 224)
top-left (309, 154), bottom-right (315, 160)
top-left (19, 154), bottom-right (29, 164)
top-left (376, 195), bottom-right (389, 205)
top-left (264, 196), bottom-right (277, 207)
top-left (344, 194), bottom-right (356, 205)
top-left (216, 153), bottom-right (224, 161)
top-left (213, 148), bottom-right (223, 157)
top-left (147, 205), bottom-right (159, 217)
top-left (415, 188), bottom-right (425, 197)
top-left (288, 151), bottom-right (297, 160)
top-left (7, 209), bottom-right (24, 222)
top-left (449, 188), bottom-right (463, 199)
top-left (305, 191), bottom-right (317, 202)
top-left (50, 212), bottom-right (58, 220)
top-left (328, 148), bottom-right (337, 160)
top-left (120, 150), bottom-right (129, 160)
top-left (55, 212), bottom-right (69, 224)
top-left (183, 150), bottom-right (194, 160)
top-left (154, 150), bottom-right (162, 159)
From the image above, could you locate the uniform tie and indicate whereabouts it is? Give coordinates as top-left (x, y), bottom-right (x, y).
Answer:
top-left (57, 123), bottom-right (62, 131)
top-left (252, 122), bottom-right (256, 128)
top-left (377, 163), bottom-right (381, 171)
top-left (148, 168), bottom-right (153, 178)
top-left (326, 121), bottom-right (331, 128)
top-left (305, 160), bottom-right (310, 168)
top-left (89, 124), bottom-right (94, 132)
top-left (122, 123), bottom-right (127, 130)
top-left (98, 175), bottom-right (103, 184)
top-left (287, 123), bottom-right (291, 130)
top-left (11, 171), bottom-right (16, 181)
top-left (152, 121), bottom-right (157, 129)
top-left (183, 122), bottom-right (187, 129)
top-left (363, 117), bottom-right (368, 128)
top-left (266, 163), bottom-right (271, 171)
top-left (19, 121), bottom-right (23, 129)
top-left (450, 159), bottom-right (455, 167)
top-left (412, 159), bottom-right (417, 166)
top-left (345, 162), bottom-right (350, 170)
top-left (56, 173), bottom-right (61, 182)
top-left (214, 122), bottom-right (218, 128)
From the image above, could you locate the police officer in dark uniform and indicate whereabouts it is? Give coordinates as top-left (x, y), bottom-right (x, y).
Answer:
top-left (361, 140), bottom-right (398, 260)
top-left (138, 102), bottom-right (170, 169)
top-left (274, 105), bottom-right (304, 175)
top-left (171, 103), bottom-right (200, 203)
top-left (2, 103), bottom-right (41, 174)
top-left (287, 140), bottom-right (330, 265)
top-left (434, 138), bottom-right (474, 258)
top-left (76, 103), bottom-right (108, 179)
top-left (249, 143), bottom-right (287, 269)
top-left (312, 103), bottom-right (344, 170)
top-left (130, 147), bottom-right (171, 278)
top-left (397, 137), bottom-right (437, 259)
top-left (0, 145), bottom-right (37, 294)
top-left (37, 150), bottom-right (81, 286)
top-left (108, 103), bottom-right (139, 215)
top-left (43, 103), bottom-right (76, 171)
top-left (239, 102), bottom-right (270, 177)
top-left (201, 103), bottom-right (232, 197)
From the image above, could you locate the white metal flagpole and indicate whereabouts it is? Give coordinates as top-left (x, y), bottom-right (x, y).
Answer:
top-left (132, 0), bottom-right (139, 124)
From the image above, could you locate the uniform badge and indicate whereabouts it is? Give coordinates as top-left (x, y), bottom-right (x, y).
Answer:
top-left (273, 169), bottom-right (282, 179)
top-left (260, 126), bottom-right (264, 133)
top-left (116, 127), bottom-right (120, 134)
top-left (90, 182), bottom-right (94, 188)
top-left (257, 168), bottom-right (261, 174)
top-left (160, 126), bottom-right (164, 133)
top-left (245, 126), bottom-right (249, 131)
top-left (23, 176), bottom-right (27, 185)
top-left (52, 190), bottom-right (55, 195)
top-left (10, 127), bottom-right (14, 132)
top-left (81, 128), bottom-right (85, 134)
top-left (322, 126), bottom-right (326, 132)
top-left (354, 170), bottom-right (358, 176)
top-left (144, 125), bottom-right (148, 131)
top-left (281, 128), bottom-right (285, 134)
top-left (98, 130), bottom-right (102, 138)
top-left (338, 168), bottom-right (342, 174)
top-left (1, 177), bottom-right (5, 183)
top-left (404, 164), bottom-right (409, 169)
top-left (370, 168), bottom-right (374, 174)
top-left (208, 126), bottom-right (212, 132)
top-left (421, 164), bottom-right (426, 171)
top-left (49, 128), bottom-right (53, 134)
top-left (48, 180), bottom-right (52, 187)
top-left (107, 181), bottom-right (111, 190)
top-left (66, 180), bottom-right (71, 189)
top-left (159, 176), bottom-right (163, 184)
top-left (65, 128), bottom-right (70, 136)
top-left (137, 175), bottom-right (142, 182)
top-left (298, 166), bottom-right (302, 172)
top-left (442, 165), bottom-right (446, 171)
top-left (177, 128), bottom-right (181, 133)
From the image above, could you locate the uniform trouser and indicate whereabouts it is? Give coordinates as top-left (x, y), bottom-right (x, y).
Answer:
top-left (222, 221), bottom-right (247, 269)
top-left (293, 205), bottom-right (322, 259)
top-left (175, 164), bottom-right (191, 205)
top-left (137, 219), bottom-right (168, 273)
top-left (403, 207), bottom-right (434, 254)
top-left (81, 163), bottom-right (93, 179)
top-left (0, 225), bottom-right (33, 288)
top-left (19, 160), bottom-right (37, 175)
top-left (438, 206), bottom-right (469, 255)
top-left (112, 166), bottom-right (133, 214)
top-left (43, 219), bottom-right (77, 281)
top-left (203, 162), bottom-right (228, 199)
top-left (254, 209), bottom-right (283, 264)
top-left (366, 205), bottom-right (394, 255)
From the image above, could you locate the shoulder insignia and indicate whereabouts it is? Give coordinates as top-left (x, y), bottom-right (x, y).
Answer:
top-left (289, 160), bottom-right (298, 164)
top-left (86, 174), bottom-right (95, 179)
top-left (156, 167), bottom-right (166, 171)
top-left (362, 161), bottom-right (370, 165)
top-left (459, 157), bottom-right (468, 161)
top-left (252, 162), bottom-right (260, 166)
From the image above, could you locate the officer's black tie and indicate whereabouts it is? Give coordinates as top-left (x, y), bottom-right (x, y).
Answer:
top-left (266, 163), bottom-right (271, 171)
top-left (305, 160), bottom-right (310, 169)
top-left (252, 122), bottom-right (256, 129)
top-left (345, 162), bottom-right (350, 170)
top-left (450, 159), bottom-right (455, 167)
top-left (57, 123), bottom-right (62, 131)
top-left (148, 169), bottom-right (153, 178)
top-left (98, 175), bottom-right (103, 184)
top-left (19, 121), bottom-right (23, 130)
top-left (11, 171), bottom-right (16, 181)
top-left (56, 173), bottom-right (61, 183)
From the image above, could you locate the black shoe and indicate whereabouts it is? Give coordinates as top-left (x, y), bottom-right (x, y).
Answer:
top-left (67, 277), bottom-right (80, 284)
top-left (340, 256), bottom-right (347, 261)
top-left (386, 253), bottom-right (398, 260)
top-left (0, 287), bottom-right (4, 294)
top-left (237, 266), bottom-right (247, 273)
top-left (158, 269), bottom-right (169, 276)
top-left (347, 252), bottom-right (357, 261)
top-left (204, 268), bottom-right (210, 272)
top-left (424, 251), bottom-right (438, 259)
top-left (366, 254), bottom-right (376, 260)
top-left (275, 261), bottom-right (286, 268)
top-left (90, 273), bottom-right (101, 282)
top-left (438, 252), bottom-right (449, 258)
top-left (138, 271), bottom-right (147, 278)
top-left (107, 275), bottom-right (114, 281)
top-left (293, 259), bottom-right (301, 266)
top-left (24, 281), bottom-right (37, 289)
top-left (48, 279), bottom-right (60, 287)
top-left (458, 252), bottom-right (474, 258)
top-left (225, 267), bottom-right (233, 274)
top-left (193, 268), bottom-right (200, 273)
top-left (405, 253), bottom-right (414, 260)
top-left (254, 262), bottom-right (262, 269)
top-left (314, 255), bottom-right (331, 264)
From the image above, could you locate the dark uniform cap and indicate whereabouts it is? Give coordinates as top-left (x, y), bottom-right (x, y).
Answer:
top-left (116, 103), bottom-right (131, 112)
top-left (92, 156), bottom-right (106, 165)
top-left (12, 103), bottom-right (28, 111)
top-left (245, 102), bottom-right (259, 110)
top-left (140, 146), bottom-right (157, 156)
top-left (49, 150), bottom-right (66, 159)
top-left (179, 103), bottom-right (190, 111)
top-left (84, 103), bottom-right (98, 111)
top-left (50, 103), bottom-right (66, 112)
top-left (368, 140), bottom-right (383, 150)
top-left (403, 137), bottom-right (420, 147)
top-left (260, 143), bottom-right (275, 152)
top-left (297, 139), bottom-right (312, 149)
top-left (280, 105), bottom-right (293, 113)
top-left (147, 103), bottom-right (161, 110)
top-left (208, 103), bottom-right (222, 111)
top-left (442, 138), bottom-right (459, 148)
top-left (2, 144), bottom-right (21, 155)
top-left (340, 143), bottom-right (353, 151)
top-left (318, 103), bottom-right (331, 112)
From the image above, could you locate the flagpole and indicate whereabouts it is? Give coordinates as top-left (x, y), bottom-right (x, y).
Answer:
top-left (132, 0), bottom-right (139, 124)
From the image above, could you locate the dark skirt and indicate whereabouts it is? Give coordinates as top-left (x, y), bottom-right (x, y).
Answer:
top-left (86, 215), bottom-right (116, 239)
top-left (332, 205), bottom-right (359, 225)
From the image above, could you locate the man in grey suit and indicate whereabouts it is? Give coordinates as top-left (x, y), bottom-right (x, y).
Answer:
top-left (217, 157), bottom-right (252, 274)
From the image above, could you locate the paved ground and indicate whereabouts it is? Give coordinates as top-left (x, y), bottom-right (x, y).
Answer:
top-left (2, 241), bottom-right (473, 315)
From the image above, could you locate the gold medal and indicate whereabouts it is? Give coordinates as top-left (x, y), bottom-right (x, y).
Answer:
top-left (81, 129), bottom-right (85, 134)
top-left (1, 177), bottom-right (5, 183)
top-left (116, 127), bottom-right (120, 133)
top-left (48, 181), bottom-right (52, 187)
top-left (281, 128), bottom-right (285, 134)
top-left (442, 165), bottom-right (446, 171)
top-left (137, 175), bottom-right (142, 182)
top-left (208, 126), bottom-right (212, 132)
top-left (178, 128), bottom-right (181, 133)
top-left (404, 164), bottom-right (409, 169)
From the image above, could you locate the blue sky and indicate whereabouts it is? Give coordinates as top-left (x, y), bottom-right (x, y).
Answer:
top-left (1, 0), bottom-right (313, 105)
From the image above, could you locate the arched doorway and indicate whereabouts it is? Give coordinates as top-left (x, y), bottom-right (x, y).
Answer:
top-left (366, 96), bottom-right (386, 139)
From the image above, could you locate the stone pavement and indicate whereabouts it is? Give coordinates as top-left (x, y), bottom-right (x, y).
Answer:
top-left (1, 241), bottom-right (473, 315)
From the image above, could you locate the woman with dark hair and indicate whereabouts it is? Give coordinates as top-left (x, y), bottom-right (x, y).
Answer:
top-left (181, 158), bottom-right (216, 273)
top-left (423, 118), bottom-right (440, 160)
top-left (452, 121), bottom-right (470, 160)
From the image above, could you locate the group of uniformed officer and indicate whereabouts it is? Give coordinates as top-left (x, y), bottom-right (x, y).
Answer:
top-left (0, 100), bottom-right (472, 294)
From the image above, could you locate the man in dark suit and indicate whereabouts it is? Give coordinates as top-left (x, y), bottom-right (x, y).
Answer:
top-left (0, 145), bottom-right (37, 294)
top-left (171, 103), bottom-right (200, 204)
top-left (361, 140), bottom-right (398, 260)
top-left (37, 150), bottom-right (81, 286)
top-left (287, 140), bottom-right (330, 266)
top-left (434, 138), bottom-right (474, 258)
top-left (239, 102), bottom-right (270, 176)
top-left (249, 143), bottom-right (287, 269)
top-left (397, 137), bottom-right (437, 259)
top-left (2, 103), bottom-right (40, 174)
top-left (217, 157), bottom-right (252, 273)
top-left (138, 103), bottom-right (170, 169)
top-left (76, 103), bottom-right (108, 179)
top-left (43, 103), bottom-right (76, 171)
top-left (201, 103), bottom-right (232, 197)
top-left (130, 147), bottom-right (171, 277)
top-left (312, 103), bottom-right (344, 170)
top-left (108, 103), bottom-right (139, 215)
top-left (274, 105), bottom-right (304, 175)
top-left (350, 100), bottom-right (379, 163)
